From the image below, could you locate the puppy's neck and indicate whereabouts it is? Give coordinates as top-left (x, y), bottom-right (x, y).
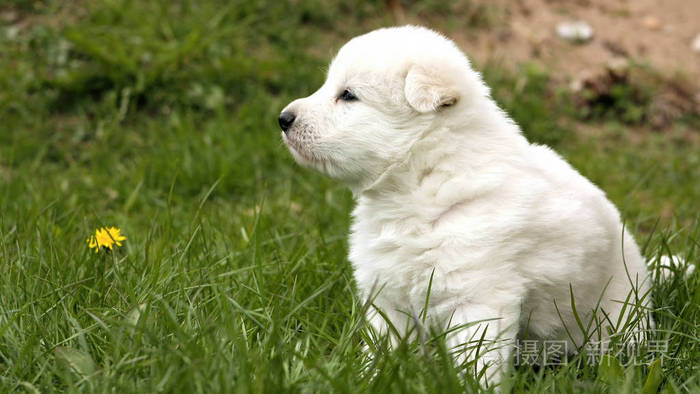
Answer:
top-left (353, 102), bottom-right (524, 201)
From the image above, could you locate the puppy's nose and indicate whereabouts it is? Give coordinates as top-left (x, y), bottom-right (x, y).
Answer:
top-left (278, 111), bottom-right (296, 133)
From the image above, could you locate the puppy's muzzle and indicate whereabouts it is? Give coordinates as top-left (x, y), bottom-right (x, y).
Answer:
top-left (278, 111), bottom-right (296, 133)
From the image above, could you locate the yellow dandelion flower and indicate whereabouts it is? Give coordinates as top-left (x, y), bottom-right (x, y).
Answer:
top-left (87, 226), bottom-right (127, 253)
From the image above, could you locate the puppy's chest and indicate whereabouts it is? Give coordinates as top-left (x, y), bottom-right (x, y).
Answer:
top-left (348, 203), bottom-right (437, 294)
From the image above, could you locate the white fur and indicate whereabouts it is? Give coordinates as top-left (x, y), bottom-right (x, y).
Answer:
top-left (281, 26), bottom-right (651, 386)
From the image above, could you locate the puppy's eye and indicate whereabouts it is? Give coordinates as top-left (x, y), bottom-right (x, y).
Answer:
top-left (338, 89), bottom-right (358, 102)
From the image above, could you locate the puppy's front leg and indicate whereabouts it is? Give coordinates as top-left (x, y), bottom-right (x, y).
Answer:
top-left (365, 305), bottom-right (406, 349)
top-left (447, 302), bottom-right (520, 388)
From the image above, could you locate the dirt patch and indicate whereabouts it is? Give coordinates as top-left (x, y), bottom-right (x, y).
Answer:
top-left (435, 0), bottom-right (697, 83)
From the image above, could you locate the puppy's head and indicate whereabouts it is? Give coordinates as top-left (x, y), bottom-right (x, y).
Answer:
top-left (279, 26), bottom-right (487, 189)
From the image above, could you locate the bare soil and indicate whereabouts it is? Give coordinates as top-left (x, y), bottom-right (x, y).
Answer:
top-left (426, 0), bottom-right (700, 86)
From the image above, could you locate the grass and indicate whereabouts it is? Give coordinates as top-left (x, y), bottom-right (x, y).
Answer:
top-left (0, 0), bottom-right (698, 392)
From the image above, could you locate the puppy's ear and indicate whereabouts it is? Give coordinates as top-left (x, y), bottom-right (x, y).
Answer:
top-left (404, 65), bottom-right (460, 113)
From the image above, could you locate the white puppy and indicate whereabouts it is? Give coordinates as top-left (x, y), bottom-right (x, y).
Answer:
top-left (279, 26), bottom-right (651, 386)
